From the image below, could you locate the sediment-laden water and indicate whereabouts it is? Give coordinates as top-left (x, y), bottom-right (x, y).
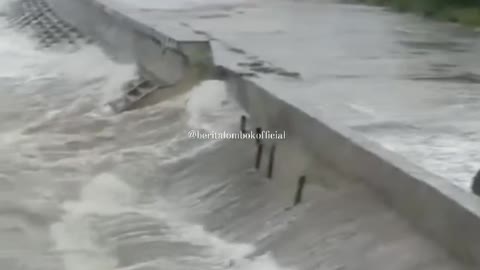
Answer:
top-left (0, 1), bottom-right (297, 268)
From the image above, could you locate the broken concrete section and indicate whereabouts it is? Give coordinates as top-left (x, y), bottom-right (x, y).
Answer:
top-left (107, 76), bottom-right (170, 113)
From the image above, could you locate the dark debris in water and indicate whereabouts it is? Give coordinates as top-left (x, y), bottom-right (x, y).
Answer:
top-left (410, 72), bottom-right (480, 84)
top-left (332, 74), bottom-right (366, 79)
top-left (410, 50), bottom-right (430, 55)
top-left (196, 13), bottom-right (231, 19)
top-left (429, 63), bottom-right (458, 73)
top-left (6, 0), bottom-right (93, 50)
top-left (237, 60), bottom-right (301, 79)
top-left (400, 40), bottom-right (468, 53)
top-left (353, 121), bottom-right (420, 133)
top-left (227, 46), bottom-right (246, 54)
top-left (238, 72), bottom-right (259, 78)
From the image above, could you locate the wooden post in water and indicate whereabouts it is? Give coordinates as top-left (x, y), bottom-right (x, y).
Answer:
top-left (294, 176), bottom-right (306, 206)
top-left (255, 127), bottom-right (262, 145)
top-left (255, 143), bottom-right (264, 170)
top-left (267, 144), bottom-right (276, 179)
top-left (472, 170), bottom-right (480, 196)
top-left (240, 115), bottom-right (247, 134)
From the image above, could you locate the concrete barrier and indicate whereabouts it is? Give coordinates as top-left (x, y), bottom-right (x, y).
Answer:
top-left (45, 0), bottom-right (214, 84)
top-left (217, 68), bottom-right (480, 266)
top-left (46, 0), bottom-right (480, 267)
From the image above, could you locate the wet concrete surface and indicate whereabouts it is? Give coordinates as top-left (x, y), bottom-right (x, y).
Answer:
top-left (101, 0), bottom-right (480, 189)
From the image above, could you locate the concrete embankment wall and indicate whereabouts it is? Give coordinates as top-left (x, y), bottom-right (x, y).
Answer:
top-left (47, 0), bottom-right (480, 267)
top-left (45, 0), bottom-right (214, 85)
top-left (220, 68), bottom-right (480, 266)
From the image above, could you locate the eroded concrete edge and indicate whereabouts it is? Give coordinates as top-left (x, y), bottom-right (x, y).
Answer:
top-left (46, 0), bottom-right (480, 267)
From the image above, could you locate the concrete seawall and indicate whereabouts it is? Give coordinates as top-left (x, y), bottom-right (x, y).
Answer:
top-left (220, 68), bottom-right (480, 266)
top-left (45, 0), bottom-right (214, 84)
top-left (46, 0), bottom-right (480, 267)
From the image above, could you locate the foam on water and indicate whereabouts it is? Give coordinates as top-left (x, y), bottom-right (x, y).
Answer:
top-left (50, 174), bottom-right (136, 270)
top-left (232, 255), bottom-right (293, 270)
top-left (0, 25), bottom-right (50, 80)
top-left (186, 79), bottom-right (243, 132)
top-left (51, 173), bottom-right (290, 270)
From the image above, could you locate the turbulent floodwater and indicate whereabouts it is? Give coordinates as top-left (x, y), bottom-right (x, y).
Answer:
top-left (2, 0), bottom-right (480, 268)
top-left (0, 1), bottom-right (300, 269)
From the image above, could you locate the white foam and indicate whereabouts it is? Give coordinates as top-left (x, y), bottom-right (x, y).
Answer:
top-left (133, 206), bottom-right (292, 270)
top-left (50, 220), bottom-right (118, 270)
top-left (99, 64), bottom-right (137, 106)
top-left (186, 80), bottom-right (228, 128)
top-left (0, 129), bottom-right (23, 145)
top-left (0, 22), bottom-right (131, 100)
top-left (348, 103), bottom-right (377, 117)
top-left (50, 173), bottom-right (138, 270)
top-left (186, 79), bottom-right (242, 131)
top-left (171, 222), bottom-right (254, 259)
top-left (0, 27), bottom-right (50, 81)
top-left (48, 47), bottom-right (110, 78)
top-left (232, 254), bottom-right (294, 270)
top-left (50, 172), bottom-right (289, 270)
top-left (62, 173), bottom-right (137, 216)
top-left (81, 174), bottom-right (136, 206)
top-left (0, 0), bottom-right (14, 10)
